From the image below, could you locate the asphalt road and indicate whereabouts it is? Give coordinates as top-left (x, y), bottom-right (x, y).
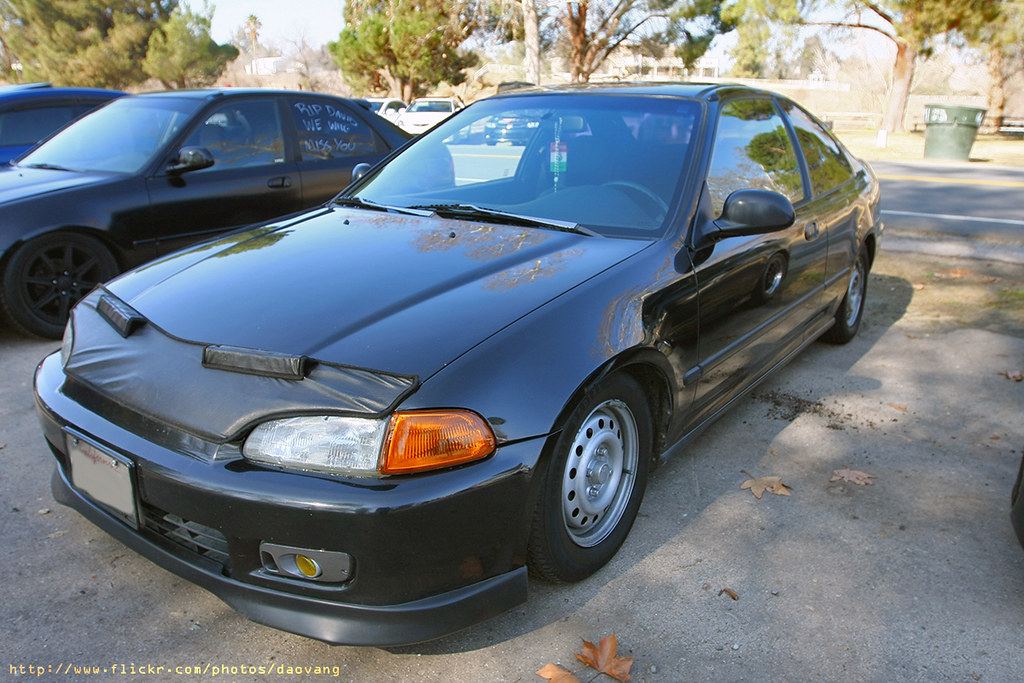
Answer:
top-left (872, 160), bottom-right (1024, 263)
top-left (2, 169), bottom-right (1023, 682)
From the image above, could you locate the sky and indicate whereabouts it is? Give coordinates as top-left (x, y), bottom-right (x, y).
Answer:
top-left (185, 0), bottom-right (346, 49)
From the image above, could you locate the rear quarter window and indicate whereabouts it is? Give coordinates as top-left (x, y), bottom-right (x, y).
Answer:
top-left (290, 98), bottom-right (383, 161)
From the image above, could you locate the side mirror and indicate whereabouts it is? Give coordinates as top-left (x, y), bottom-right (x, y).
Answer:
top-left (168, 146), bottom-right (214, 174)
top-left (714, 189), bottom-right (795, 238)
top-left (351, 162), bottom-right (372, 183)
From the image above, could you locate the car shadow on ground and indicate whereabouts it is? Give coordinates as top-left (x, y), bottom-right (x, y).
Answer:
top-left (386, 271), bottom-right (916, 654)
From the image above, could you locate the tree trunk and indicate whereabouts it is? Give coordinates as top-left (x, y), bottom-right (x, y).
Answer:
top-left (882, 39), bottom-right (915, 133)
top-left (987, 45), bottom-right (1005, 130)
top-left (522, 0), bottom-right (540, 85)
top-left (562, 1), bottom-right (588, 83)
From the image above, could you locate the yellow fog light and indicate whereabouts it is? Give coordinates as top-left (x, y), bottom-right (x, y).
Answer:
top-left (294, 554), bottom-right (321, 578)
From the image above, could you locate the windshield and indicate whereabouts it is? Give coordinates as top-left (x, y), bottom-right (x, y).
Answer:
top-left (353, 94), bottom-right (699, 237)
top-left (18, 96), bottom-right (203, 173)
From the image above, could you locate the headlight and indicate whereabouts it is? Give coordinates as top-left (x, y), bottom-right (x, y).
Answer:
top-left (243, 410), bottom-right (495, 476)
top-left (243, 416), bottom-right (387, 474)
top-left (60, 316), bottom-right (75, 367)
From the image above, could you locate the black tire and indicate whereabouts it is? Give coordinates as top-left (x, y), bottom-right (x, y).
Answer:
top-left (528, 373), bottom-right (652, 583)
top-left (1, 232), bottom-right (118, 338)
top-left (822, 248), bottom-right (868, 345)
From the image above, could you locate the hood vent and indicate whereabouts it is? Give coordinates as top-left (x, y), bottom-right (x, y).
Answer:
top-left (203, 345), bottom-right (308, 381)
top-left (98, 294), bottom-right (145, 337)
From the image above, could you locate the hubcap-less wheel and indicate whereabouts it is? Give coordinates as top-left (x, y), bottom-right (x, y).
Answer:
top-left (528, 373), bottom-right (651, 583)
top-left (843, 257), bottom-right (866, 328)
top-left (822, 247), bottom-right (869, 345)
top-left (2, 233), bottom-right (117, 338)
top-left (561, 399), bottom-right (639, 548)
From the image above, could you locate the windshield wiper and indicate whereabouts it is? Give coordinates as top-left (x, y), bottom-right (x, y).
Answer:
top-left (332, 195), bottom-right (433, 217)
top-left (410, 204), bottom-right (599, 236)
top-left (22, 162), bottom-right (76, 172)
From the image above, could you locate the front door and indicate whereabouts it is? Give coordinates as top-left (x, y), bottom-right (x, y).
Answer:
top-left (686, 96), bottom-right (827, 429)
top-left (145, 97), bottom-right (301, 257)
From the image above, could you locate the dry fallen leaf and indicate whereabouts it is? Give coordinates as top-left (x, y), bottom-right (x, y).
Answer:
top-left (536, 663), bottom-right (581, 683)
top-left (740, 471), bottom-right (792, 499)
top-left (1002, 370), bottom-right (1023, 382)
top-left (911, 283), bottom-right (926, 290)
top-left (948, 269), bottom-right (971, 278)
top-left (718, 588), bottom-right (739, 601)
top-left (830, 469), bottom-right (876, 485)
top-left (576, 633), bottom-right (634, 682)
top-left (887, 403), bottom-right (908, 412)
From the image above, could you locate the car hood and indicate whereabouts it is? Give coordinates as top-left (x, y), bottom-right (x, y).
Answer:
top-left (107, 206), bottom-right (651, 381)
top-left (0, 165), bottom-right (110, 202)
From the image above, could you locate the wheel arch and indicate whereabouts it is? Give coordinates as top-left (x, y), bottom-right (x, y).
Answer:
top-left (547, 347), bottom-right (676, 469)
top-left (0, 225), bottom-right (126, 276)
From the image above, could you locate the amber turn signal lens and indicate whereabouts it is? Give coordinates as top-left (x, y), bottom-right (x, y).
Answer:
top-left (380, 410), bottom-right (496, 474)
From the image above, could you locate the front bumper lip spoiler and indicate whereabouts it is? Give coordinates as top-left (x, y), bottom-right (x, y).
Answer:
top-left (51, 465), bottom-right (529, 646)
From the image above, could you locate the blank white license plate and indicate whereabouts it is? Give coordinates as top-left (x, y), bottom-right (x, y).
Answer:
top-left (66, 433), bottom-right (138, 529)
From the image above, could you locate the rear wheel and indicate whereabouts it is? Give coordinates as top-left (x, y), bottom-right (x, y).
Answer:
top-left (528, 373), bottom-right (652, 583)
top-left (1, 232), bottom-right (117, 338)
top-left (822, 247), bottom-right (868, 344)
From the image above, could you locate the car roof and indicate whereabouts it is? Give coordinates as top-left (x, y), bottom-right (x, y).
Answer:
top-left (128, 88), bottom-right (359, 102)
top-left (0, 82), bottom-right (124, 101)
top-left (487, 81), bottom-right (780, 102)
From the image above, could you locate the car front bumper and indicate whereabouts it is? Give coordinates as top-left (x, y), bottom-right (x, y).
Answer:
top-left (35, 352), bottom-right (543, 645)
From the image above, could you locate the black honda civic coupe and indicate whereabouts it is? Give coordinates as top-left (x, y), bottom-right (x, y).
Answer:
top-left (34, 83), bottom-right (882, 645)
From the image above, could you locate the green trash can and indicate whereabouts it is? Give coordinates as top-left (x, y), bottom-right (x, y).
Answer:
top-left (923, 104), bottom-right (986, 160)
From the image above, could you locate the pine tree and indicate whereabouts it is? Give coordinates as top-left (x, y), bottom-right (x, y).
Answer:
top-left (143, 4), bottom-right (238, 88)
top-left (3, 0), bottom-right (177, 88)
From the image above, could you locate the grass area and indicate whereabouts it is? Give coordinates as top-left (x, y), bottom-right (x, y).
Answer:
top-left (837, 129), bottom-right (1024, 167)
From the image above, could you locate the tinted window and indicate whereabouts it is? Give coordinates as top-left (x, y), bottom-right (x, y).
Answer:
top-left (0, 104), bottom-right (76, 146)
top-left (290, 98), bottom-right (382, 161)
top-left (19, 96), bottom-right (201, 173)
top-left (184, 99), bottom-right (285, 170)
top-left (781, 102), bottom-right (854, 195)
top-left (707, 98), bottom-right (804, 216)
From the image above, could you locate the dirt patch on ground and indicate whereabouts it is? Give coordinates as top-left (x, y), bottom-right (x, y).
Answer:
top-left (868, 249), bottom-right (1024, 338)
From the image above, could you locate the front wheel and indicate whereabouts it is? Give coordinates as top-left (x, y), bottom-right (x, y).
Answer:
top-left (528, 373), bottom-right (652, 583)
top-left (1, 232), bottom-right (118, 338)
top-left (822, 247), bottom-right (869, 344)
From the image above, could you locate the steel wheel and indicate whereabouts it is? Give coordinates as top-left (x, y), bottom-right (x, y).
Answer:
top-left (842, 256), bottom-right (866, 328)
top-left (823, 247), bottom-right (869, 345)
top-left (528, 373), bottom-right (652, 583)
top-left (561, 399), bottom-right (639, 548)
top-left (1, 233), bottom-right (117, 338)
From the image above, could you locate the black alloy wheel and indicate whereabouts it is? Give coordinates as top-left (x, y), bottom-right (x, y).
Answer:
top-left (1, 232), bottom-right (118, 338)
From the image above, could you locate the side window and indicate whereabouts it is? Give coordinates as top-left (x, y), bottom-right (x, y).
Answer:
top-left (781, 101), bottom-right (854, 195)
top-left (706, 98), bottom-right (804, 217)
top-left (289, 98), bottom-right (383, 161)
top-left (184, 99), bottom-right (284, 170)
top-left (0, 104), bottom-right (76, 146)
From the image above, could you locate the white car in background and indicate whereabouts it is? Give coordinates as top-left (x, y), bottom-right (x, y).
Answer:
top-left (365, 97), bottom-right (407, 122)
top-left (395, 97), bottom-right (462, 134)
